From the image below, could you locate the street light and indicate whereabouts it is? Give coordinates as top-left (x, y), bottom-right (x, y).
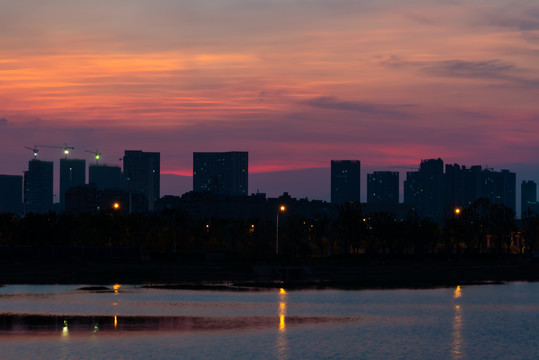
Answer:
top-left (455, 208), bottom-right (461, 215)
top-left (276, 205), bottom-right (286, 255)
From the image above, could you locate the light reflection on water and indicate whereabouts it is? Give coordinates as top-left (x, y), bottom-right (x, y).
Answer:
top-left (0, 283), bottom-right (538, 360)
top-left (452, 285), bottom-right (464, 359)
top-left (276, 288), bottom-right (289, 360)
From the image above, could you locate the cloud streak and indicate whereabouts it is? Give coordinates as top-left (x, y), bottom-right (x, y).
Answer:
top-left (301, 96), bottom-right (416, 118)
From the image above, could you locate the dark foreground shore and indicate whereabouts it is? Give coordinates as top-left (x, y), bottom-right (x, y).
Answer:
top-left (1, 255), bottom-right (538, 289)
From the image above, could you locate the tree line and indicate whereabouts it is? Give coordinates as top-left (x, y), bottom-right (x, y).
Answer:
top-left (1, 198), bottom-right (538, 261)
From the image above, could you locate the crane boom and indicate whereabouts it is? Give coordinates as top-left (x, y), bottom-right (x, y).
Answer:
top-left (36, 143), bottom-right (75, 158)
top-left (24, 146), bottom-right (39, 159)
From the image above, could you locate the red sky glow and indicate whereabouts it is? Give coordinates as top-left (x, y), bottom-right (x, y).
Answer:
top-left (2, 0), bottom-right (539, 201)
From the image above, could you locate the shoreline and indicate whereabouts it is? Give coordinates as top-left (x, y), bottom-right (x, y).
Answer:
top-left (1, 256), bottom-right (538, 290)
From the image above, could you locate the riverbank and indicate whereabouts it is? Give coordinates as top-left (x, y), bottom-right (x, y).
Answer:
top-left (1, 255), bottom-right (538, 289)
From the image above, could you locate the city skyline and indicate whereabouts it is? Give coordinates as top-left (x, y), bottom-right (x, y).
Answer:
top-left (1, 148), bottom-right (533, 218)
top-left (2, 0), bottom-right (539, 192)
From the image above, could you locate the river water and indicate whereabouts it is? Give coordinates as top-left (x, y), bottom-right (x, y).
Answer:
top-left (0, 282), bottom-right (537, 359)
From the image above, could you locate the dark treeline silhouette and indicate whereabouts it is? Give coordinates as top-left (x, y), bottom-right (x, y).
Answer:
top-left (0, 198), bottom-right (536, 264)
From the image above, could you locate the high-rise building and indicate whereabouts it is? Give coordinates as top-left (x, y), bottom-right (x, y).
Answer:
top-left (0, 174), bottom-right (23, 214)
top-left (123, 150), bottom-right (160, 211)
top-left (480, 168), bottom-right (516, 211)
top-left (404, 171), bottom-right (421, 209)
top-left (60, 158), bottom-right (86, 210)
top-left (521, 181), bottom-right (537, 218)
top-left (193, 152), bottom-right (248, 196)
top-left (403, 158), bottom-right (445, 219)
top-left (89, 164), bottom-right (124, 190)
top-left (331, 160), bottom-right (361, 205)
top-left (367, 171), bottom-right (398, 204)
top-left (24, 159), bottom-right (53, 214)
top-left (499, 169), bottom-right (516, 212)
top-left (445, 164), bottom-right (468, 209)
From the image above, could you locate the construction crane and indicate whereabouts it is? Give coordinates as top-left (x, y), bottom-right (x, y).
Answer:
top-left (84, 149), bottom-right (102, 165)
top-left (37, 143), bottom-right (75, 158)
top-left (24, 146), bottom-right (39, 160)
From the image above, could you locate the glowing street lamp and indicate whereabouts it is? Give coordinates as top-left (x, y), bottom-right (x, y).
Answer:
top-left (455, 208), bottom-right (461, 215)
top-left (276, 205), bottom-right (286, 255)
top-left (113, 202), bottom-right (120, 210)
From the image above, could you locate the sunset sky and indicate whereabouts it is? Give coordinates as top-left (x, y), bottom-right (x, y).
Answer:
top-left (2, 0), bottom-right (539, 202)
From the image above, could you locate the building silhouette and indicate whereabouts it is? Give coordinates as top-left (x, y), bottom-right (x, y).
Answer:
top-left (405, 159), bottom-right (516, 219)
top-left (367, 171), bottom-right (398, 205)
top-left (445, 164), bottom-right (482, 209)
top-left (0, 174), bottom-right (23, 214)
top-left (123, 150), bottom-right (160, 211)
top-left (193, 152), bottom-right (248, 196)
top-left (480, 168), bottom-right (516, 211)
top-left (60, 158), bottom-right (86, 210)
top-left (65, 184), bottom-right (98, 214)
top-left (498, 169), bottom-right (516, 211)
top-left (24, 159), bottom-right (53, 214)
top-left (331, 160), bottom-right (360, 205)
top-left (404, 158), bottom-right (445, 219)
top-left (89, 164), bottom-right (124, 190)
top-left (521, 180), bottom-right (538, 217)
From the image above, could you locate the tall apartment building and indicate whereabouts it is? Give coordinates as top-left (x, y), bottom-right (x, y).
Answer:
top-left (24, 159), bottom-right (53, 214)
top-left (480, 168), bottom-right (516, 211)
top-left (331, 160), bottom-right (361, 205)
top-left (89, 164), bottom-right (124, 190)
top-left (405, 159), bottom-right (516, 219)
top-left (123, 150), bottom-right (160, 211)
top-left (521, 180), bottom-right (537, 218)
top-left (367, 171), bottom-right (398, 204)
top-left (193, 152), bottom-right (248, 196)
top-left (0, 174), bottom-right (23, 214)
top-left (404, 158), bottom-right (445, 219)
top-left (59, 158), bottom-right (86, 210)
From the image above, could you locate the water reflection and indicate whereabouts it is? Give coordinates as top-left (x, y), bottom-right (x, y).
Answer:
top-left (113, 284), bottom-right (121, 294)
top-left (62, 320), bottom-right (69, 337)
top-left (0, 314), bottom-right (343, 335)
top-left (276, 288), bottom-right (289, 360)
top-left (454, 286), bottom-right (462, 299)
top-left (452, 286), bottom-right (464, 360)
top-left (279, 289), bottom-right (286, 331)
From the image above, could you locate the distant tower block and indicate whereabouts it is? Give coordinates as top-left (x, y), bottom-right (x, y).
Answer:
top-left (193, 152), bottom-right (248, 196)
top-left (0, 174), bottom-right (23, 214)
top-left (60, 158), bottom-right (86, 210)
top-left (24, 159), bottom-right (54, 214)
top-left (89, 164), bottom-right (124, 190)
top-left (331, 160), bottom-right (361, 205)
top-left (123, 150), bottom-right (160, 211)
top-left (367, 171), bottom-right (399, 205)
